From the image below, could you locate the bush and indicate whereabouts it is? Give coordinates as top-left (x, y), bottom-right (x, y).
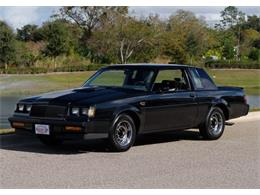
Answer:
top-left (205, 60), bottom-right (260, 69)
top-left (19, 53), bottom-right (37, 67)
top-left (0, 64), bottom-right (106, 74)
top-left (248, 48), bottom-right (260, 61)
top-left (0, 67), bottom-right (48, 74)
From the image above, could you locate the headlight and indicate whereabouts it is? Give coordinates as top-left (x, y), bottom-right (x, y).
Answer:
top-left (88, 106), bottom-right (96, 118)
top-left (81, 108), bottom-right (89, 115)
top-left (26, 105), bottom-right (32, 112)
top-left (71, 107), bottom-right (80, 115)
top-left (71, 107), bottom-right (95, 117)
top-left (18, 104), bottom-right (24, 112)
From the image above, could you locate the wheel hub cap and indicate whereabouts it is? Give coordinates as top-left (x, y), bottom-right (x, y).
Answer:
top-left (209, 112), bottom-right (223, 135)
top-left (115, 120), bottom-right (133, 147)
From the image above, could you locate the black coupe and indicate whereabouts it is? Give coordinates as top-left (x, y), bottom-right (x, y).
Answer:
top-left (9, 64), bottom-right (249, 151)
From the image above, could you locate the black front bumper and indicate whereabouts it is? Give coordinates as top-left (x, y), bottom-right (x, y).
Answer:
top-left (8, 115), bottom-right (100, 140)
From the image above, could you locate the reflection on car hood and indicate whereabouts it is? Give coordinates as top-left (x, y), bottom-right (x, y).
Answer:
top-left (19, 86), bottom-right (146, 106)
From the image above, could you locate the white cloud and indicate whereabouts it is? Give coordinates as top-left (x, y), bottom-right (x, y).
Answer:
top-left (0, 7), bottom-right (40, 29)
top-left (130, 6), bottom-right (224, 21)
top-left (130, 6), bottom-right (260, 22)
top-left (196, 13), bottom-right (221, 21)
top-left (0, 6), bottom-right (259, 30)
top-left (0, 6), bottom-right (59, 30)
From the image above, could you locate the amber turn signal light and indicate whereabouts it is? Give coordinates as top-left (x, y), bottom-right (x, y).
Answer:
top-left (12, 122), bottom-right (25, 127)
top-left (65, 126), bottom-right (81, 131)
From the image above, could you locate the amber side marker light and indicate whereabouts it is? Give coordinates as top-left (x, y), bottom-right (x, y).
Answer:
top-left (12, 122), bottom-right (25, 127)
top-left (65, 126), bottom-right (81, 131)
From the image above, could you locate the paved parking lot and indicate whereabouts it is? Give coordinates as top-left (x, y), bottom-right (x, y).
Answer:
top-left (0, 113), bottom-right (259, 188)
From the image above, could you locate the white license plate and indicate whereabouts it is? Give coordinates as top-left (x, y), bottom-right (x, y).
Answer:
top-left (35, 124), bottom-right (50, 135)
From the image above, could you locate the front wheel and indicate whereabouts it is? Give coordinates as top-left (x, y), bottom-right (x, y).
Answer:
top-left (199, 107), bottom-right (225, 140)
top-left (108, 114), bottom-right (136, 152)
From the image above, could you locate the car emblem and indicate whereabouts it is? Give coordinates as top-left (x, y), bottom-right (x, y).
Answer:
top-left (139, 101), bottom-right (146, 106)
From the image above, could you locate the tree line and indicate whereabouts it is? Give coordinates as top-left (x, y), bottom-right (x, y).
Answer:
top-left (0, 6), bottom-right (259, 71)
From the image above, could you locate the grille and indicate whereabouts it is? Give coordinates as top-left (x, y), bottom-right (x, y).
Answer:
top-left (30, 105), bottom-right (67, 119)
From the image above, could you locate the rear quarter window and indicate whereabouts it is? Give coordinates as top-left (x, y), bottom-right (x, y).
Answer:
top-left (190, 68), bottom-right (217, 90)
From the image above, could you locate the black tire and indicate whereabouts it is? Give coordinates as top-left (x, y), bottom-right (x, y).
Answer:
top-left (38, 135), bottom-right (63, 146)
top-left (108, 114), bottom-right (136, 152)
top-left (199, 107), bottom-right (225, 140)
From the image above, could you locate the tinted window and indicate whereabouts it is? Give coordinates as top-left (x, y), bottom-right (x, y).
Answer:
top-left (85, 68), bottom-right (155, 91)
top-left (87, 70), bottom-right (125, 87)
top-left (189, 68), bottom-right (203, 89)
top-left (189, 68), bottom-right (217, 90)
top-left (152, 69), bottom-right (190, 92)
top-left (155, 69), bottom-right (183, 83)
top-left (196, 68), bottom-right (217, 90)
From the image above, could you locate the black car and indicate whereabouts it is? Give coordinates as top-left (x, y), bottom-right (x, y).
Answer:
top-left (9, 64), bottom-right (249, 151)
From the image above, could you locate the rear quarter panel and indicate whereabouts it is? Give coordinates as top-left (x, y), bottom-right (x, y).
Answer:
top-left (194, 88), bottom-right (248, 125)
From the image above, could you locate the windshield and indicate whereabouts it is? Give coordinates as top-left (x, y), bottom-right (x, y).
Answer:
top-left (84, 68), bottom-right (155, 91)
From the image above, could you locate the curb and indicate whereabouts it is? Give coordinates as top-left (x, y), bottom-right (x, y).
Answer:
top-left (228, 111), bottom-right (260, 123)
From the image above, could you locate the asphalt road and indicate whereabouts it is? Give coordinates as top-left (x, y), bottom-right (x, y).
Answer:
top-left (0, 113), bottom-right (259, 188)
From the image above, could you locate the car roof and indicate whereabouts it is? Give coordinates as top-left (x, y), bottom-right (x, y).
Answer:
top-left (107, 63), bottom-right (196, 69)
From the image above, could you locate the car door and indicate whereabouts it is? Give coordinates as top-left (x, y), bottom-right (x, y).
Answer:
top-left (142, 68), bottom-right (198, 132)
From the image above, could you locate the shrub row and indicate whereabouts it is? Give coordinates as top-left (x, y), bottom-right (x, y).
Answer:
top-left (1, 61), bottom-right (259, 74)
top-left (205, 60), bottom-right (260, 69)
top-left (0, 64), bottom-right (106, 74)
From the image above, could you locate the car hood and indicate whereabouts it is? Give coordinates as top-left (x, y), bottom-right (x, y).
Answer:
top-left (20, 86), bottom-right (147, 106)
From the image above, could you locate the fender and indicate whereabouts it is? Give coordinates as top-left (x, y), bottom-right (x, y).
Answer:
top-left (110, 104), bottom-right (144, 133)
top-left (212, 98), bottom-right (229, 107)
top-left (211, 98), bottom-right (231, 119)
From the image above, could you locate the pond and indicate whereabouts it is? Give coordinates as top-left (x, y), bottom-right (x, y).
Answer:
top-left (0, 95), bottom-right (259, 129)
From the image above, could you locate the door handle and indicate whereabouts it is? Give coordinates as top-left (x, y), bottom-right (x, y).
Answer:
top-left (190, 93), bottom-right (195, 98)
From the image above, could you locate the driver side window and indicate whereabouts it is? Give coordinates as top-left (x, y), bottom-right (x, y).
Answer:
top-left (153, 69), bottom-right (190, 92)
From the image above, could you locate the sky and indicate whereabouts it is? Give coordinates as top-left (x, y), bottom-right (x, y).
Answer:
top-left (0, 6), bottom-right (259, 30)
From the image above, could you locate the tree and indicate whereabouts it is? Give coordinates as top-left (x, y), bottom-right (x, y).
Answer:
top-left (163, 35), bottom-right (188, 64)
top-left (164, 10), bottom-right (209, 64)
top-left (242, 29), bottom-right (260, 62)
top-left (222, 31), bottom-right (236, 60)
top-left (253, 39), bottom-right (260, 49)
top-left (88, 16), bottom-right (156, 64)
top-left (185, 27), bottom-right (207, 64)
top-left (15, 41), bottom-right (38, 67)
top-left (220, 6), bottom-right (245, 28)
top-left (0, 21), bottom-right (16, 69)
top-left (58, 6), bottom-right (128, 39)
top-left (16, 24), bottom-right (41, 42)
top-left (144, 14), bottom-right (167, 61)
top-left (204, 28), bottom-right (224, 60)
top-left (242, 15), bottom-right (260, 32)
top-left (42, 20), bottom-right (76, 67)
top-left (240, 29), bottom-right (260, 57)
top-left (57, 6), bottom-right (129, 60)
top-left (220, 6), bottom-right (246, 60)
top-left (248, 48), bottom-right (259, 61)
top-left (117, 18), bottom-right (155, 64)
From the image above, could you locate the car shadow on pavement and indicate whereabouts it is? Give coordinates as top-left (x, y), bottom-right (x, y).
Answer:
top-left (0, 130), bottom-right (203, 154)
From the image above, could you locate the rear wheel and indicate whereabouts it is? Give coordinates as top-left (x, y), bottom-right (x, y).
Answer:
top-left (38, 135), bottom-right (63, 146)
top-left (199, 107), bottom-right (225, 140)
top-left (108, 114), bottom-right (136, 152)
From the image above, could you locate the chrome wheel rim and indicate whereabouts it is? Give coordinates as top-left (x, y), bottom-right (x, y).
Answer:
top-left (115, 120), bottom-right (133, 147)
top-left (209, 112), bottom-right (223, 135)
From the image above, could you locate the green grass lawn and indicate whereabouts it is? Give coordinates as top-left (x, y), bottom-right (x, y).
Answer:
top-left (0, 69), bottom-right (259, 96)
top-left (0, 71), bottom-right (95, 96)
top-left (207, 69), bottom-right (260, 95)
